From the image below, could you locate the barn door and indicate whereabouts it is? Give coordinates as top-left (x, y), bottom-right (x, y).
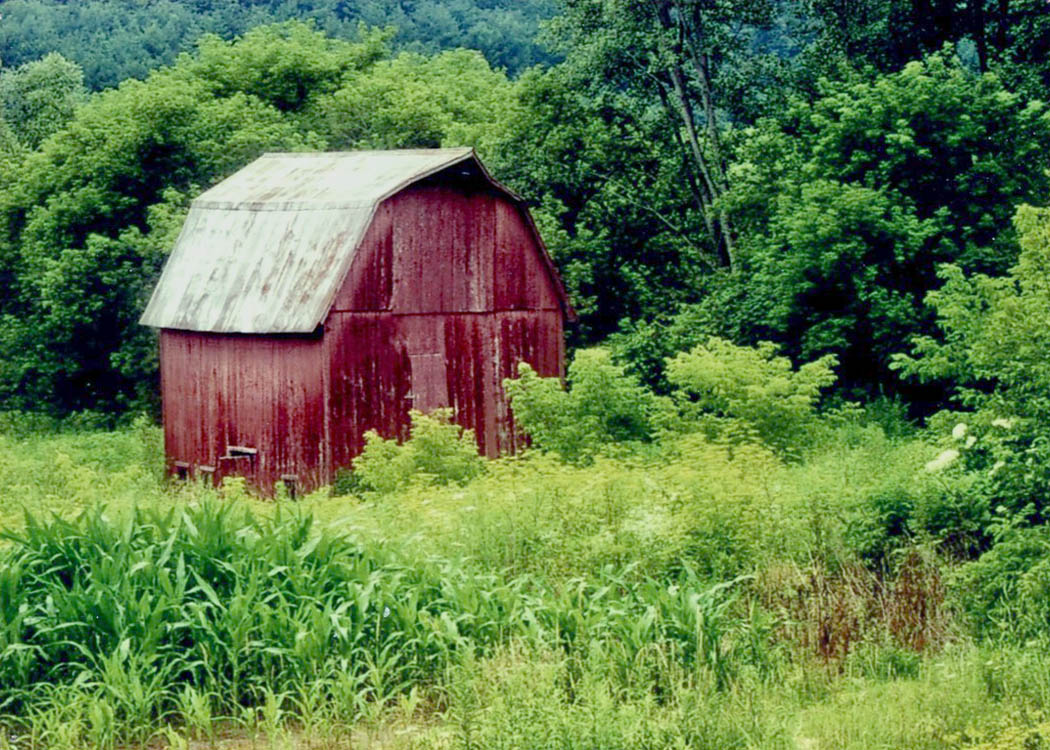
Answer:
top-left (396, 316), bottom-right (450, 416)
top-left (409, 352), bottom-right (449, 413)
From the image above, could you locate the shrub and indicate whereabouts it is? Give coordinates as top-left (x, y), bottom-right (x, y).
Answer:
top-left (504, 348), bottom-right (657, 463)
top-left (952, 523), bottom-right (1050, 643)
top-left (895, 205), bottom-right (1050, 528)
top-left (664, 337), bottom-right (838, 459)
top-left (351, 409), bottom-right (484, 494)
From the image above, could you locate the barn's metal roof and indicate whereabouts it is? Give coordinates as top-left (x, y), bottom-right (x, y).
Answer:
top-left (140, 148), bottom-right (501, 333)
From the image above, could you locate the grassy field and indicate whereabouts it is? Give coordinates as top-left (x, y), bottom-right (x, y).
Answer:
top-left (0, 416), bottom-right (1048, 750)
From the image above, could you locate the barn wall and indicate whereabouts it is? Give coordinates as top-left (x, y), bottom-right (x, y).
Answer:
top-left (323, 312), bottom-right (413, 474)
top-left (159, 329), bottom-right (327, 494)
top-left (320, 180), bottom-right (566, 473)
top-left (330, 184), bottom-right (563, 314)
top-left (323, 310), bottom-right (562, 472)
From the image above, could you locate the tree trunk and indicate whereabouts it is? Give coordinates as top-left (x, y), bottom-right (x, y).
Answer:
top-left (657, 0), bottom-right (736, 269)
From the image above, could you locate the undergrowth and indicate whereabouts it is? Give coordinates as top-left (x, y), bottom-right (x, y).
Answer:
top-left (2, 410), bottom-right (1050, 748)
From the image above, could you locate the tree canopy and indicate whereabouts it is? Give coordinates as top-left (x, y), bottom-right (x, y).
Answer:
top-left (0, 22), bottom-right (515, 415)
top-left (0, 0), bottom-right (557, 89)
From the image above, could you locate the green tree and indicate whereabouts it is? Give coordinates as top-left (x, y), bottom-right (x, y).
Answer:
top-left (895, 205), bottom-right (1050, 420)
top-left (697, 54), bottom-right (1050, 401)
top-left (809, 0), bottom-right (1050, 98)
top-left (0, 0), bottom-right (557, 90)
top-left (314, 48), bottom-right (512, 150)
top-left (484, 65), bottom-right (713, 340)
top-left (0, 53), bottom-right (87, 148)
top-left (545, 0), bottom-right (779, 270)
top-left (894, 204), bottom-right (1050, 521)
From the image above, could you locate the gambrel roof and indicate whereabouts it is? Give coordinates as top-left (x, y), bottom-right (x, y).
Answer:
top-left (139, 148), bottom-right (570, 334)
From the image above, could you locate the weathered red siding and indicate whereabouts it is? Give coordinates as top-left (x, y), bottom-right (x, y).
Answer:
top-left (323, 312), bottom-right (413, 475)
top-left (327, 182), bottom-right (564, 461)
top-left (161, 175), bottom-right (567, 495)
top-left (159, 329), bottom-right (327, 491)
top-left (331, 185), bottom-right (562, 314)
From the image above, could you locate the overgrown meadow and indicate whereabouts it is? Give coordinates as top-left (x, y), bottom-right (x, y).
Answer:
top-left (4, 328), bottom-right (1050, 750)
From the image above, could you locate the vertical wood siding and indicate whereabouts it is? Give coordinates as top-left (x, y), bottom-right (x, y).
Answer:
top-left (160, 329), bottom-right (326, 494)
top-left (324, 312), bottom-right (412, 475)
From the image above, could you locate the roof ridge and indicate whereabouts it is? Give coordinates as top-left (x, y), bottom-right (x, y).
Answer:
top-left (257, 147), bottom-right (474, 158)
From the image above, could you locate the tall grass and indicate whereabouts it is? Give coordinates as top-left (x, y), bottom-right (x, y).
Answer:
top-left (0, 499), bottom-right (772, 745)
top-left (3, 420), bottom-right (1050, 748)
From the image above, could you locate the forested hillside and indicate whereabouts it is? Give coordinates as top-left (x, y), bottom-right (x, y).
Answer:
top-left (0, 0), bottom-right (556, 88)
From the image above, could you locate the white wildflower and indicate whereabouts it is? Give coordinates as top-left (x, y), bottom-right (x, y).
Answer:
top-left (965, 435), bottom-right (977, 449)
top-left (925, 449), bottom-right (960, 472)
top-left (952, 423), bottom-right (969, 440)
top-left (992, 418), bottom-right (1015, 429)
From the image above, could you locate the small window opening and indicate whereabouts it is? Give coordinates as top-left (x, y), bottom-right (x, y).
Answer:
top-left (174, 461), bottom-right (190, 481)
top-left (281, 474), bottom-right (299, 500)
top-left (224, 445), bottom-right (257, 460)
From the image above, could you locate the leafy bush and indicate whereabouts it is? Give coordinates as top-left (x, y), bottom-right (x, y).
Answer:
top-left (664, 337), bottom-right (838, 458)
top-left (895, 205), bottom-right (1050, 528)
top-left (504, 348), bottom-right (657, 463)
top-left (952, 524), bottom-right (1050, 642)
top-left (350, 409), bottom-right (484, 494)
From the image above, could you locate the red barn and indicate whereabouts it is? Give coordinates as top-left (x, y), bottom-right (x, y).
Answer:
top-left (140, 149), bottom-right (574, 495)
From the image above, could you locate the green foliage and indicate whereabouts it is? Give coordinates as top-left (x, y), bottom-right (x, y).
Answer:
top-left (0, 499), bottom-right (500, 736)
top-left (953, 524), bottom-right (1050, 642)
top-left (0, 0), bottom-right (556, 91)
top-left (0, 488), bottom-right (783, 744)
top-left (700, 54), bottom-right (1050, 401)
top-left (808, 0), bottom-right (1050, 101)
top-left (507, 338), bottom-right (840, 462)
top-left (350, 410), bottom-right (484, 495)
top-left (315, 48), bottom-right (513, 150)
top-left (895, 205), bottom-right (1050, 527)
top-left (176, 22), bottom-right (387, 111)
top-left (504, 349), bottom-right (656, 463)
top-left (0, 52), bottom-right (86, 148)
top-left (482, 64), bottom-right (714, 341)
top-left (665, 337), bottom-right (838, 458)
top-left (896, 205), bottom-right (1050, 415)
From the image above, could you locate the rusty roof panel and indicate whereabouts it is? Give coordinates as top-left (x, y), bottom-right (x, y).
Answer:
top-left (140, 205), bottom-right (374, 333)
top-left (141, 149), bottom-right (478, 333)
top-left (194, 148), bottom-right (477, 210)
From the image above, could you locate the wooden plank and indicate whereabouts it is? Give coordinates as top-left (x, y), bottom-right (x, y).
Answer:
top-left (494, 200), bottom-right (562, 312)
top-left (389, 185), bottom-right (496, 314)
top-left (160, 329), bottom-right (326, 495)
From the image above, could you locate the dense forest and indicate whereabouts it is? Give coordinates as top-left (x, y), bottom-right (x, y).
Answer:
top-left (1, 0), bottom-right (1049, 416)
top-left (0, 0), bottom-right (557, 87)
top-left (4, 2), bottom-right (1050, 748)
